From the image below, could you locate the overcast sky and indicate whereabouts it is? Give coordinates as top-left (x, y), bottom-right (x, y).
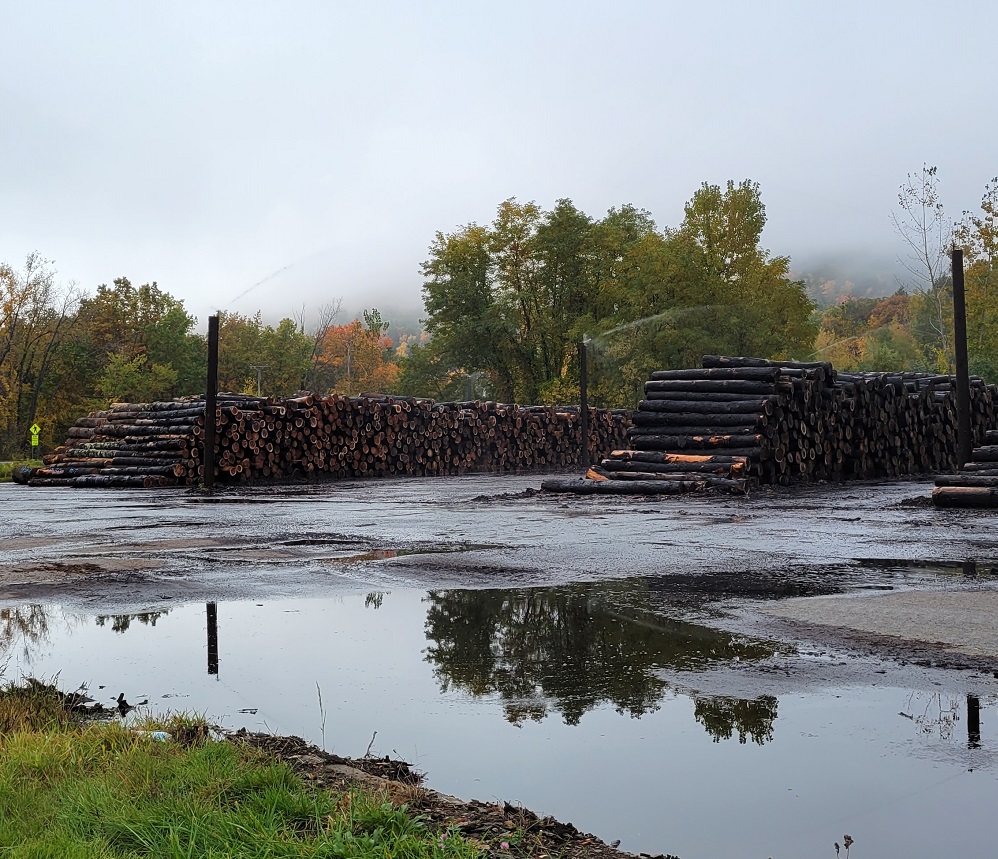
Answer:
top-left (2, 1), bottom-right (995, 328)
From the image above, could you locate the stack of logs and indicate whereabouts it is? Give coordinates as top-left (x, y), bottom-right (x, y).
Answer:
top-left (932, 430), bottom-right (998, 507)
top-left (26, 394), bottom-right (630, 488)
top-left (543, 355), bottom-right (998, 495)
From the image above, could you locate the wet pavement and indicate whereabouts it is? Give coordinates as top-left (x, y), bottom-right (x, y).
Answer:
top-left (3, 476), bottom-right (998, 857)
top-left (4, 475), bottom-right (998, 610)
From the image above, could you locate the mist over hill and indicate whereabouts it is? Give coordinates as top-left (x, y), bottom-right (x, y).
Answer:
top-left (790, 249), bottom-right (907, 308)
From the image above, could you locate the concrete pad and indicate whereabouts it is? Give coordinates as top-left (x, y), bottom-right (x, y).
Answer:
top-left (761, 588), bottom-right (998, 659)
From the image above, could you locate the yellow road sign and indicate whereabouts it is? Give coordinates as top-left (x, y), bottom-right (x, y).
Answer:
top-left (29, 423), bottom-right (41, 435)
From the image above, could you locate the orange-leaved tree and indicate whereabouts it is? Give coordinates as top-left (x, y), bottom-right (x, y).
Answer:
top-left (313, 310), bottom-right (400, 395)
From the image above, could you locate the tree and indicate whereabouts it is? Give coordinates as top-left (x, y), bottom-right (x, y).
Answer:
top-left (75, 277), bottom-right (204, 400)
top-left (955, 178), bottom-right (998, 379)
top-left (675, 179), bottom-right (817, 359)
top-left (892, 165), bottom-right (953, 370)
top-left (0, 254), bottom-right (80, 455)
top-left (216, 312), bottom-right (313, 396)
top-left (311, 311), bottom-right (401, 395)
top-left (421, 187), bottom-right (814, 408)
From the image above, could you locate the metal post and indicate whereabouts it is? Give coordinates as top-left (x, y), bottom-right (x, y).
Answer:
top-left (579, 337), bottom-right (590, 470)
top-left (249, 364), bottom-right (268, 397)
top-left (204, 315), bottom-right (219, 489)
top-left (952, 248), bottom-right (972, 467)
top-left (206, 602), bottom-right (219, 676)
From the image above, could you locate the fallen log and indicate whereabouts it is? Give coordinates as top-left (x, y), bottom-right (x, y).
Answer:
top-left (935, 475), bottom-right (998, 488)
top-left (702, 355), bottom-right (833, 371)
top-left (628, 433), bottom-right (764, 450)
top-left (629, 411), bottom-right (763, 428)
top-left (637, 398), bottom-right (776, 415)
top-left (968, 445), bottom-right (998, 463)
top-left (932, 486), bottom-right (998, 507)
top-left (541, 477), bottom-right (697, 494)
top-left (601, 459), bottom-right (746, 477)
top-left (644, 380), bottom-right (786, 395)
top-left (607, 450), bottom-right (754, 465)
top-left (648, 367), bottom-right (781, 382)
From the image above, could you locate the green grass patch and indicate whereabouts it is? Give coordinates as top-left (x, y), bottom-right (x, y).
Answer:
top-left (0, 683), bottom-right (484, 858)
top-left (0, 460), bottom-right (42, 482)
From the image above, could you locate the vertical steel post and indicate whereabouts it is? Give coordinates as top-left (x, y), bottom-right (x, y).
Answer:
top-left (204, 315), bottom-right (219, 489)
top-left (206, 602), bottom-right (219, 676)
top-left (579, 338), bottom-right (590, 470)
top-left (952, 248), bottom-right (972, 466)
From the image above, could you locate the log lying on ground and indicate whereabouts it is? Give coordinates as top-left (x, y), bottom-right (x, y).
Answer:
top-left (541, 476), bottom-right (747, 495)
top-left (932, 486), bottom-right (998, 508)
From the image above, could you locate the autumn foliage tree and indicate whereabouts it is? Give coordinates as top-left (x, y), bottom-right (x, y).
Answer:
top-left (312, 310), bottom-right (400, 395)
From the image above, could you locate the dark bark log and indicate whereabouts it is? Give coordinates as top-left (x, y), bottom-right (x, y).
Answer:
top-left (638, 398), bottom-right (776, 415)
top-left (630, 411), bottom-right (763, 428)
top-left (648, 367), bottom-right (781, 382)
top-left (644, 379), bottom-right (787, 395)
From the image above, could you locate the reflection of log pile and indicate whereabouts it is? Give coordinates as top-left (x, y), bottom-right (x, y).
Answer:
top-left (543, 355), bottom-right (998, 495)
top-left (29, 394), bottom-right (630, 487)
top-left (932, 430), bottom-right (998, 507)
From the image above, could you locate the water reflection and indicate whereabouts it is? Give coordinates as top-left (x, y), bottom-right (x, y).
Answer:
top-left (206, 603), bottom-right (218, 676)
top-left (968, 695), bottom-right (981, 749)
top-left (423, 582), bottom-right (779, 741)
top-left (693, 695), bottom-right (777, 745)
top-left (0, 605), bottom-right (50, 662)
top-left (95, 611), bottom-right (168, 633)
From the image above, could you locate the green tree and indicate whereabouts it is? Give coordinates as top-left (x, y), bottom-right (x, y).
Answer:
top-left (955, 178), bottom-right (998, 380)
top-left (675, 179), bottom-right (817, 359)
top-left (421, 187), bottom-right (814, 408)
top-left (74, 277), bottom-right (204, 399)
top-left (216, 312), bottom-right (313, 396)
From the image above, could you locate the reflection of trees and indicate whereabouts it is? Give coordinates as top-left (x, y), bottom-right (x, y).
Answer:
top-left (693, 696), bottom-right (777, 745)
top-left (94, 612), bottom-right (167, 633)
top-left (423, 583), bottom-right (779, 742)
top-left (0, 605), bottom-right (51, 663)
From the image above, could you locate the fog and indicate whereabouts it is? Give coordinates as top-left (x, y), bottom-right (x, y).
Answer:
top-left (2, 1), bottom-right (995, 329)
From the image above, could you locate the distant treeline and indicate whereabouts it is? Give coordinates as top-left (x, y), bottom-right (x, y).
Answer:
top-left (5, 171), bottom-right (995, 457)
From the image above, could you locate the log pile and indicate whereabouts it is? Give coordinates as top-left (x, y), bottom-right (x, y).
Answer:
top-left (543, 356), bottom-right (998, 496)
top-left (932, 430), bottom-right (998, 507)
top-left (27, 394), bottom-right (630, 488)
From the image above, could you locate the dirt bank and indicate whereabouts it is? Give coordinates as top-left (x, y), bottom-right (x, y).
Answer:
top-left (233, 731), bottom-right (679, 859)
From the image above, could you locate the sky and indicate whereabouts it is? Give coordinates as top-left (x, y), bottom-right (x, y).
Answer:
top-left (2, 1), bottom-right (996, 329)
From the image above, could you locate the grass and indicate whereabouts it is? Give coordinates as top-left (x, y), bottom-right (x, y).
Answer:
top-left (0, 460), bottom-right (42, 482)
top-left (0, 681), bottom-right (487, 858)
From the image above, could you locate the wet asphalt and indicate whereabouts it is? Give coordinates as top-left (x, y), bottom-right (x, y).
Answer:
top-left (3, 475), bottom-right (998, 611)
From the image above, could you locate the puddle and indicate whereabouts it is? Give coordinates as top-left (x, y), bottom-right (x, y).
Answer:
top-left (2, 585), bottom-right (997, 859)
